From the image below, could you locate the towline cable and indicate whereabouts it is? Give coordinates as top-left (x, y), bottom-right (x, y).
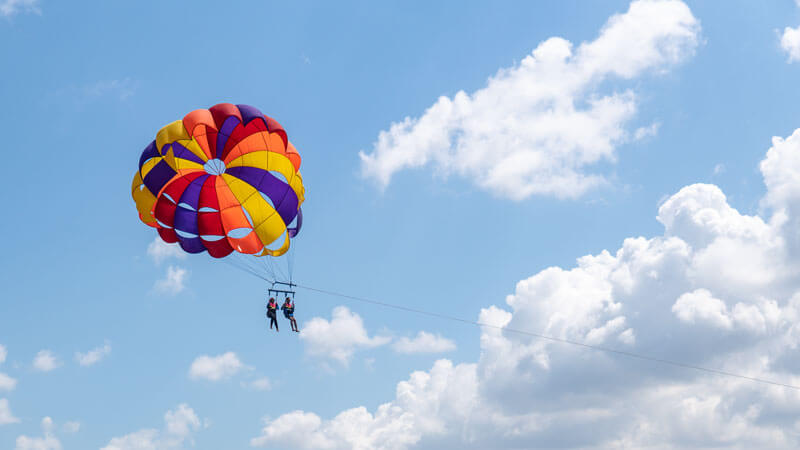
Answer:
top-left (295, 283), bottom-right (800, 391)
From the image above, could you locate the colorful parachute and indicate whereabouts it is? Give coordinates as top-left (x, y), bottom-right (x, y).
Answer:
top-left (132, 103), bottom-right (305, 259)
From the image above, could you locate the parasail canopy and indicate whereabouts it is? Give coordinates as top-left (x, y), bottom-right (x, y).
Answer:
top-left (132, 103), bottom-right (305, 259)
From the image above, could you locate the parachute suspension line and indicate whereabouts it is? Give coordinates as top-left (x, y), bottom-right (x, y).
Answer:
top-left (262, 256), bottom-right (275, 283)
top-left (222, 253), bottom-right (272, 283)
top-left (235, 254), bottom-right (262, 279)
top-left (294, 283), bottom-right (800, 392)
top-left (224, 260), bottom-right (265, 282)
top-left (267, 252), bottom-right (288, 284)
top-left (287, 240), bottom-right (296, 284)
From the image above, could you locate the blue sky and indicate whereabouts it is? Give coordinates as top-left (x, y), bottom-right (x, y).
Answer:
top-left (3, 0), bottom-right (800, 448)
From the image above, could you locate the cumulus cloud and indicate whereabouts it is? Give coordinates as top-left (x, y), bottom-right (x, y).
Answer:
top-left (300, 307), bottom-right (390, 367)
top-left (101, 404), bottom-right (202, 450)
top-left (0, 344), bottom-right (6, 364)
top-left (392, 331), bottom-right (457, 354)
top-left (189, 352), bottom-right (245, 381)
top-left (0, 0), bottom-right (40, 17)
top-left (781, 1), bottom-right (800, 62)
top-left (154, 265), bottom-right (188, 295)
top-left (782, 25), bottom-right (800, 63)
top-left (672, 288), bottom-right (733, 329)
top-left (75, 341), bottom-right (111, 367)
top-left (359, 0), bottom-right (700, 200)
top-left (16, 417), bottom-right (61, 450)
top-left (147, 238), bottom-right (187, 265)
top-left (0, 398), bottom-right (19, 425)
top-left (32, 350), bottom-right (60, 372)
top-left (0, 373), bottom-right (16, 392)
top-left (672, 289), bottom-right (781, 334)
top-left (253, 127), bottom-right (800, 448)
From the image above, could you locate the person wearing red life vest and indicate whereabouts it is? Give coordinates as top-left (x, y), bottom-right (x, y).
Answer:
top-left (282, 297), bottom-right (299, 332)
top-left (267, 297), bottom-right (279, 332)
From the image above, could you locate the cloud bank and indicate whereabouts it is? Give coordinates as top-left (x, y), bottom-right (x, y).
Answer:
top-left (254, 127), bottom-right (800, 448)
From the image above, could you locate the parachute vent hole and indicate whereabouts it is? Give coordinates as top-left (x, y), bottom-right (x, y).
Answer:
top-left (162, 193), bottom-right (176, 204)
top-left (198, 206), bottom-right (218, 213)
top-left (178, 202), bottom-right (196, 211)
top-left (204, 158), bottom-right (226, 175)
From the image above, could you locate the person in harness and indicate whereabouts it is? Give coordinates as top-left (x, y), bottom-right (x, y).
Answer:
top-left (267, 297), bottom-right (279, 332)
top-left (282, 297), bottom-right (299, 332)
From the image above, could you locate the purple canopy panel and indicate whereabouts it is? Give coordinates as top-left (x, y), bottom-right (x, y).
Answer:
top-left (139, 140), bottom-right (159, 172)
top-left (171, 142), bottom-right (206, 165)
top-left (142, 160), bottom-right (177, 196)
top-left (173, 174), bottom-right (209, 254)
top-left (236, 104), bottom-right (265, 125)
top-left (288, 207), bottom-right (302, 238)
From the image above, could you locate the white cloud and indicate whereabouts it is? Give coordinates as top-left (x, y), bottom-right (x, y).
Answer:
top-left (244, 377), bottom-right (272, 391)
top-left (32, 350), bottom-right (60, 372)
top-left (359, 0), bottom-right (699, 200)
top-left (672, 288), bottom-right (733, 329)
top-left (189, 352), bottom-right (244, 382)
top-left (16, 417), bottom-right (61, 450)
top-left (633, 122), bottom-right (660, 140)
top-left (164, 404), bottom-right (202, 439)
top-left (0, 373), bottom-right (16, 391)
top-left (392, 331), bottom-right (456, 354)
top-left (75, 341), bottom-right (111, 367)
top-left (101, 429), bottom-right (159, 450)
top-left (154, 265), bottom-right (188, 295)
top-left (254, 127), bottom-right (800, 448)
top-left (251, 360), bottom-right (478, 449)
top-left (0, 345), bottom-right (13, 392)
top-left (672, 289), bottom-right (781, 335)
top-left (781, 26), bottom-right (800, 63)
top-left (781, 1), bottom-right (800, 62)
top-left (101, 404), bottom-right (202, 450)
top-left (61, 421), bottom-right (80, 433)
top-left (0, 0), bottom-right (40, 17)
top-left (0, 398), bottom-right (19, 425)
top-left (147, 238), bottom-right (186, 265)
top-left (300, 307), bottom-right (390, 367)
